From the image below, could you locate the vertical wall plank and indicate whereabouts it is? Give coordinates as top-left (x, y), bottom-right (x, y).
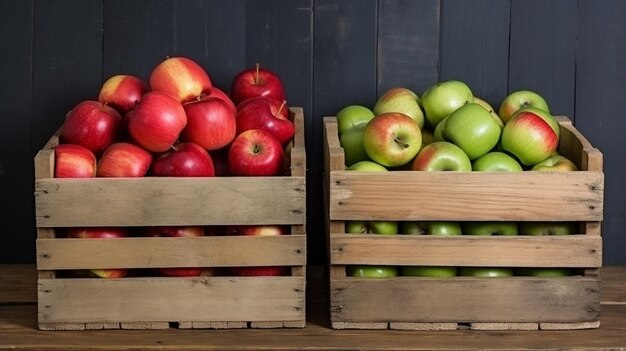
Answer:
top-left (377, 0), bottom-right (440, 96)
top-left (175, 0), bottom-right (246, 91)
top-left (313, 0), bottom-right (377, 264)
top-left (440, 0), bottom-right (510, 106)
top-left (576, 0), bottom-right (626, 265)
top-left (508, 0), bottom-right (577, 118)
top-left (103, 0), bottom-right (175, 81)
top-left (31, 0), bottom-right (103, 152)
top-left (0, 1), bottom-right (34, 263)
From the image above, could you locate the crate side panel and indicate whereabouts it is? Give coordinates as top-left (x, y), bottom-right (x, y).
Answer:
top-left (329, 171), bottom-right (603, 221)
top-left (330, 235), bottom-right (602, 268)
top-left (35, 177), bottom-right (305, 227)
top-left (37, 235), bottom-right (306, 270)
top-left (331, 277), bottom-right (600, 323)
top-left (39, 277), bottom-right (305, 323)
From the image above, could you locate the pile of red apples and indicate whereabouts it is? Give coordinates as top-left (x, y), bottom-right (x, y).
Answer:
top-left (54, 57), bottom-right (295, 278)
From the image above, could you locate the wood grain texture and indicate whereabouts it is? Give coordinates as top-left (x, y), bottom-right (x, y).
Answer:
top-left (329, 170), bottom-right (603, 221)
top-left (35, 177), bottom-right (305, 227)
top-left (38, 276), bottom-right (305, 324)
top-left (330, 234), bottom-right (602, 268)
top-left (37, 235), bottom-right (305, 270)
top-left (331, 276), bottom-right (600, 323)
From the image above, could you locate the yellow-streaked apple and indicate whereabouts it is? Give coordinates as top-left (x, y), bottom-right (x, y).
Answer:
top-left (363, 112), bottom-right (422, 167)
top-left (499, 90), bottom-right (550, 124)
top-left (411, 141), bottom-right (471, 172)
top-left (373, 87), bottom-right (424, 128)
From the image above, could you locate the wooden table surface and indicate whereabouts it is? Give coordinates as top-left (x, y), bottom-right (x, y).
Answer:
top-left (1, 265), bottom-right (625, 350)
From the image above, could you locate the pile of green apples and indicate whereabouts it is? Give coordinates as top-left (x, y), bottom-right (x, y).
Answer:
top-left (335, 80), bottom-right (578, 279)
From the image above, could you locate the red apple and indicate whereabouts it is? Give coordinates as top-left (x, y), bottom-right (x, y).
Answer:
top-left (67, 227), bottom-right (129, 278)
top-left (143, 226), bottom-right (205, 277)
top-left (151, 142), bottom-right (215, 177)
top-left (237, 96), bottom-right (289, 120)
top-left (180, 96), bottom-right (237, 151)
top-left (54, 144), bottom-right (97, 178)
top-left (230, 64), bottom-right (285, 106)
top-left (149, 56), bottom-right (212, 103)
top-left (228, 129), bottom-right (284, 176)
top-left (60, 100), bottom-right (122, 155)
top-left (128, 91), bottom-right (187, 153)
top-left (500, 108), bottom-right (560, 166)
top-left (236, 98), bottom-right (295, 145)
top-left (208, 87), bottom-right (236, 112)
top-left (227, 225), bottom-right (289, 276)
top-left (96, 142), bottom-right (153, 177)
top-left (98, 74), bottom-right (149, 114)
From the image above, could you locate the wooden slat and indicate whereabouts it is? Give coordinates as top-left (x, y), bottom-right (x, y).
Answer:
top-left (329, 171), bottom-right (603, 221)
top-left (331, 277), bottom-right (600, 323)
top-left (330, 235), bottom-right (602, 268)
top-left (38, 276), bottom-right (305, 324)
top-left (37, 235), bottom-right (305, 270)
top-left (34, 176), bottom-right (305, 227)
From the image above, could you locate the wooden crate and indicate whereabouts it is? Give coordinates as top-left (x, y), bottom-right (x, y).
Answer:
top-left (323, 115), bottom-right (604, 331)
top-left (34, 108), bottom-right (307, 331)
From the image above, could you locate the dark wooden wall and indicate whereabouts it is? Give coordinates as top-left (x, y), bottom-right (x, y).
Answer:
top-left (1, 0), bottom-right (624, 265)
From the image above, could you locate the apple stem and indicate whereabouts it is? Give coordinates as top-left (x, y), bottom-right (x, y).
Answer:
top-left (255, 63), bottom-right (260, 85)
top-left (394, 138), bottom-right (410, 149)
top-left (276, 100), bottom-right (287, 116)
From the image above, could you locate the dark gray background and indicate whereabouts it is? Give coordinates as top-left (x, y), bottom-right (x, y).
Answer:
top-left (1, 0), bottom-right (623, 265)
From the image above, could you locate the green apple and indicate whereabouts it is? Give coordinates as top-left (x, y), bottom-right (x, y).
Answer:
top-left (432, 115), bottom-right (448, 141)
top-left (400, 266), bottom-right (458, 277)
top-left (441, 103), bottom-right (502, 160)
top-left (531, 154), bottom-right (578, 172)
top-left (347, 265), bottom-right (399, 278)
top-left (420, 80), bottom-right (473, 128)
top-left (420, 128), bottom-right (435, 150)
top-left (340, 124), bottom-right (368, 166)
top-left (515, 268), bottom-right (574, 277)
top-left (459, 267), bottom-right (514, 277)
top-left (363, 112), bottom-right (422, 167)
top-left (472, 152), bottom-right (523, 172)
top-left (411, 141), bottom-right (471, 172)
top-left (345, 221), bottom-right (369, 234)
top-left (473, 96), bottom-right (504, 128)
top-left (499, 90), bottom-right (550, 124)
top-left (462, 222), bottom-right (518, 235)
top-left (347, 160), bottom-right (388, 172)
top-left (336, 105), bottom-right (375, 135)
top-left (369, 221), bottom-right (398, 235)
top-left (519, 222), bottom-right (576, 235)
top-left (401, 221), bottom-right (462, 236)
top-left (373, 87), bottom-right (425, 128)
top-left (501, 107), bottom-right (560, 166)
top-left (345, 220), bottom-right (398, 235)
